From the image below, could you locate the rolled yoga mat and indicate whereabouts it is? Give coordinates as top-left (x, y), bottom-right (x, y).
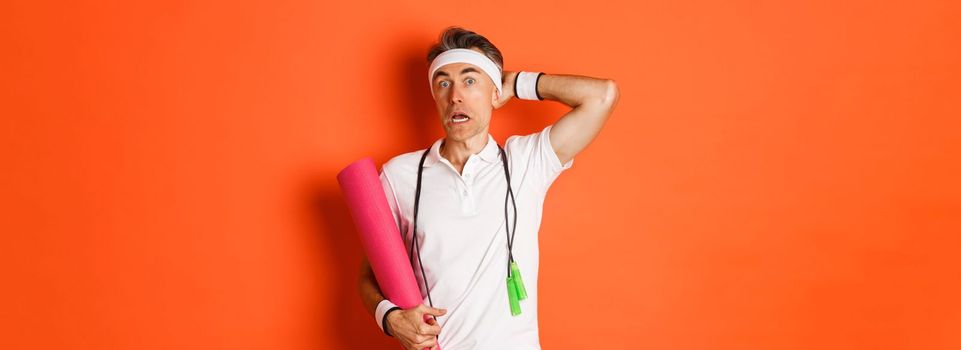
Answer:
top-left (337, 157), bottom-right (438, 350)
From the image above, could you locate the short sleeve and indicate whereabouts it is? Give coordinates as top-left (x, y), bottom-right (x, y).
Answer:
top-left (506, 124), bottom-right (574, 194)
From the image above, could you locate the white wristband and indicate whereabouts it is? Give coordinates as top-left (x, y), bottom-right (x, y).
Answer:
top-left (375, 299), bottom-right (399, 334)
top-left (514, 71), bottom-right (544, 100)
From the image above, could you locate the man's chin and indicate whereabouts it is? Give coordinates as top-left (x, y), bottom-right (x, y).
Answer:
top-left (443, 128), bottom-right (477, 141)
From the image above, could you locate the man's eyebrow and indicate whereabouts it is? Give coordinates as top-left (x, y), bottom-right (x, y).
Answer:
top-left (432, 67), bottom-right (482, 81)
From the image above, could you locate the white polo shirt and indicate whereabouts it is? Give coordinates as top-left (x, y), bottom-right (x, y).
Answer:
top-left (376, 125), bottom-right (573, 350)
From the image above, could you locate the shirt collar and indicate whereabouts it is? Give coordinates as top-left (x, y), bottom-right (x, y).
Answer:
top-left (424, 134), bottom-right (500, 167)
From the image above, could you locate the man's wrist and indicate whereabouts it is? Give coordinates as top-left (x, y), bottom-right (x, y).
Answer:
top-left (375, 299), bottom-right (400, 336)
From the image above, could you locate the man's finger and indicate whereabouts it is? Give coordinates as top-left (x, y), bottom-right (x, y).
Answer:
top-left (424, 306), bottom-right (447, 316)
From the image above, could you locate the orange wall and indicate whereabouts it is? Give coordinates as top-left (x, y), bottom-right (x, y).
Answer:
top-left (2, 0), bottom-right (959, 349)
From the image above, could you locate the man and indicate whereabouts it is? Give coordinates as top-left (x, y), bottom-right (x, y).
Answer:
top-left (358, 27), bottom-right (619, 350)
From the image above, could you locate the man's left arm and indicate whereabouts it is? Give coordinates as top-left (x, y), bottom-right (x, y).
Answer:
top-left (501, 72), bottom-right (620, 164)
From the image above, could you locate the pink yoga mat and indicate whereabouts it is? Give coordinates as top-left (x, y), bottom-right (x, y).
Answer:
top-left (337, 157), bottom-right (438, 350)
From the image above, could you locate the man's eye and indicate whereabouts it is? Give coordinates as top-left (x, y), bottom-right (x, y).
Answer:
top-left (466, 78), bottom-right (475, 85)
top-left (439, 81), bottom-right (450, 88)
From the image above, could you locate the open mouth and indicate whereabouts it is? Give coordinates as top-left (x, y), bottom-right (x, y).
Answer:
top-left (450, 112), bottom-right (470, 124)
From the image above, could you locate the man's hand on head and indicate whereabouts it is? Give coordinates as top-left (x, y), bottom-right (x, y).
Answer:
top-left (386, 304), bottom-right (447, 350)
top-left (493, 71), bottom-right (517, 110)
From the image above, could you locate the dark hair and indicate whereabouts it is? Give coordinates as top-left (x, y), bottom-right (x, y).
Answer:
top-left (426, 27), bottom-right (504, 72)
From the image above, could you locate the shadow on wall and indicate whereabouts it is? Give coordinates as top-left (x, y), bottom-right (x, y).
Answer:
top-left (310, 188), bottom-right (396, 350)
top-left (397, 35), bottom-right (444, 149)
top-left (305, 38), bottom-right (439, 350)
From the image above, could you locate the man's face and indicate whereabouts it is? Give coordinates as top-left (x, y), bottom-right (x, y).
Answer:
top-left (430, 51), bottom-right (500, 142)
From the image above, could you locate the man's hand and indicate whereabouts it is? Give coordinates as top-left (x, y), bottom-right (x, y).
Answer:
top-left (493, 71), bottom-right (517, 110)
top-left (386, 304), bottom-right (447, 350)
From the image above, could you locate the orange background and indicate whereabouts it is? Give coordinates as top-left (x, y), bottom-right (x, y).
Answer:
top-left (2, 0), bottom-right (960, 349)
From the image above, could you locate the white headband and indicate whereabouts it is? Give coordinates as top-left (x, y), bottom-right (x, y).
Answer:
top-left (428, 48), bottom-right (502, 99)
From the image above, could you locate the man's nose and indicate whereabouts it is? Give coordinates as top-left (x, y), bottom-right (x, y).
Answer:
top-left (448, 83), bottom-right (464, 104)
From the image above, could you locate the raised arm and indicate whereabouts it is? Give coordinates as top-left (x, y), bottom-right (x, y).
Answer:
top-left (497, 71), bottom-right (619, 164)
top-left (541, 74), bottom-right (619, 164)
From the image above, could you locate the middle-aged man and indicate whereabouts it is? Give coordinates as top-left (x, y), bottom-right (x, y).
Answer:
top-left (358, 26), bottom-right (620, 350)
